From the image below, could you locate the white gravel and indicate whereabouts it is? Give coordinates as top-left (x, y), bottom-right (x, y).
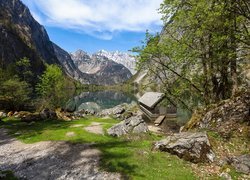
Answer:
top-left (0, 128), bottom-right (121, 180)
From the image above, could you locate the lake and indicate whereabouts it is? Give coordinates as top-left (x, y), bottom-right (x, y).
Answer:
top-left (65, 90), bottom-right (191, 127)
top-left (65, 90), bottom-right (137, 112)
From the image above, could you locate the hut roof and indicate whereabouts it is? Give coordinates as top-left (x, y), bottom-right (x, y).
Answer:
top-left (138, 92), bottom-right (165, 109)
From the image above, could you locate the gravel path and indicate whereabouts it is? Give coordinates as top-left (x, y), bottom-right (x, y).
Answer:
top-left (84, 122), bottom-right (104, 135)
top-left (0, 128), bottom-right (121, 180)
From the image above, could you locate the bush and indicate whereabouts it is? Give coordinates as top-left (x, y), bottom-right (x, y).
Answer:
top-left (0, 78), bottom-right (32, 110)
top-left (36, 64), bottom-right (73, 109)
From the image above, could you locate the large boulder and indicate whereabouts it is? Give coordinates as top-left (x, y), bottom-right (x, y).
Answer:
top-left (99, 104), bottom-right (126, 117)
top-left (184, 92), bottom-right (250, 132)
top-left (229, 154), bottom-right (250, 174)
top-left (40, 108), bottom-right (57, 120)
top-left (107, 115), bottom-right (148, 137)
top-left (154, 132), bottom-right (215, 163)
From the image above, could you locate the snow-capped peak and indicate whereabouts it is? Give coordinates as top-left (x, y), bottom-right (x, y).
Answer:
top-left (96, 50), bottom-right (137, 74)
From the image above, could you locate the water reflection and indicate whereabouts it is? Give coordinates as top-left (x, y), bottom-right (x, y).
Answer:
top-left (65, 91), bottom-right (137, 112)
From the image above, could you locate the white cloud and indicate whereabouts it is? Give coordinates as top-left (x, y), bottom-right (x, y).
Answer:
top-left (22, 0), bottom-right (163, 39)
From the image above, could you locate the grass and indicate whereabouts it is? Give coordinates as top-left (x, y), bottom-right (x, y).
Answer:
top-left (0, 116), bottom-right (197, 179)
top-left (0, 170), bottom-right (17, 180)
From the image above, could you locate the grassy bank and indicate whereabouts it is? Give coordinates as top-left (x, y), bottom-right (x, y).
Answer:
top-left (0, 117), bottom-right (196, 179)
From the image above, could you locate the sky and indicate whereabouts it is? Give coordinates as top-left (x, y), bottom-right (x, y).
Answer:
top-left (21, 0), bottom-right (163, 54)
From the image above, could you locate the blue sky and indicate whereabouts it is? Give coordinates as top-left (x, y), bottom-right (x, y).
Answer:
top-left (21, 0), bottom-right (163, 53)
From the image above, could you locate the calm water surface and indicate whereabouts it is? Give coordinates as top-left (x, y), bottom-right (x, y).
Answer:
top-left (65, 90), bottom-right (191, 127)
top-left (65, 90), bottom-right (137, 112)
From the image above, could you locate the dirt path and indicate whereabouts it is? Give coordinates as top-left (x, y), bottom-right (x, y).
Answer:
top-left (0, 128), bottom-right (121, 180)
top-left (84, 122), bottom-right (104, 135)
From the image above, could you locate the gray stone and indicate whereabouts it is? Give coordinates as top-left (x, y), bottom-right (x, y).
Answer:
top-left (108, 115), bottom-right (148, 137)
top-left (99, 104), bottom-right (126, 117)
top-left (0, 112), bottom-right (7, 118)
top-left (83, 109), bottom-right (96, 115)
top-left (154, 132), bottom-right (215, 163)
top-left (40, 108), bottom-right (57, 120)
top-left (230, 154), bottom-right (250, 174)
top-left (20, 112), bottom-right (41, 122)
top-left (220, 172), bottom-right (232, 180)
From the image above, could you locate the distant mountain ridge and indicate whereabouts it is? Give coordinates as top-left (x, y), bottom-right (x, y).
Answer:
top-left (96, 50), bottom-right (137, 74)
top-left (70, 50), bottom-right (132, 85)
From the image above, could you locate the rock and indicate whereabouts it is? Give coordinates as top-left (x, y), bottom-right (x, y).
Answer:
top-left (20, 112), bottom-right (41, 123)
top-left (184, 92), bottom-right (250, 132)
top-left (88, 110), bottom-right (96, 115)
top-left (0, 112), bottom-right (7, 118)
top-left (154, 132), bottom-right (215, 163)
top-left (229, 154), bottom-right (250, 174)
top-left (113, 106), bottom-right (125, 115)
top-left (7, 111), bottom-right (14, 117)
top-left (217, 158), bottom-right (230, 167)
top-left (99, 104), bottom-right (126, 117)
top-left (56, 110), bottom-right (72, 121)
top-left (179, 126), bottom-right (184, 133)
top-left (121, 112), bottom-right (133, 120)
top-left (40, 108), bottom-right (57, 120)
top-left (73, 111), bottom-right (86, 118)
top-left (107, 115), bottom-right (148, 137)
top-left (220, 172), bottom-right (232, 180)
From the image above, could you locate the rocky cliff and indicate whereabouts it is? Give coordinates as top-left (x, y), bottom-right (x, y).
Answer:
top-left (96, 50), bottom-right (137, 74)
top-left (0, 0), bottom-right (90, 84)
top-left (71, 50), bottom-right (132, 85)
top-left (0, 0), bottom-right (59, 73)
top-left (52, 44), bottom-right (91, 84)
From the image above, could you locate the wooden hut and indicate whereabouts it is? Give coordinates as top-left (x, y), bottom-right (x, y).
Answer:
top-left (138, 92), bottom-right (177, 125)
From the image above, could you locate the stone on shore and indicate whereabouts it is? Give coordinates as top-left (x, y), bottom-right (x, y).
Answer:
top-left (99, 104), bottom-right (126, 117)
top-left (154, 132), bottom-right (215, 163)
top-left (107, 115), bottom-right (148, 137)
top-left (229, 154), bottom-right (250, 174)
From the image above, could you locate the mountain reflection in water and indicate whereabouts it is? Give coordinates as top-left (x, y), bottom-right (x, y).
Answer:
top-left (65, 91), bottom-right (137, 112)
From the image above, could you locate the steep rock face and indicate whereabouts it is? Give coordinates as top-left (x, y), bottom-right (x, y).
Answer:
top-left (52, 44), bottom-right (89, 84)
top-left (0, 0), bottom-right (91, 84)
top-left (71, 50), bottom-right (100, 74)
top-left (96, 50), bottom-right (137, 74)
top-left (184, 92), bottom-right (250, 135)
top-left (71, 50), bottom-right (132, 85)
top-left (0, 0), bottom-right (59, 67)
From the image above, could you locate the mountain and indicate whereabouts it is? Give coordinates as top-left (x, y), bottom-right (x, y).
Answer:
top-left (71, 50), bottom-right (132, 85)
top-left (0, 0), bottom-right (91, 85)
top-left (0, 0), bottom-right (133, 86)
top-left (52, 43), bottom-right (90, 84)
top-left (96, 50), bottom-right (137, 74)
top-left (0, 0), bottom-right (59, 76)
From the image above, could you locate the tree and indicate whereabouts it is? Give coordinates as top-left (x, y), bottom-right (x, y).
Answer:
top-left (0, 78), bottom-right (32, 110)
top-left (36, 64), bottom-right (68, 109)
top-left (135, 0), bottom-right (249, 109)
top-left (15, 57), bottom-right (33, 83)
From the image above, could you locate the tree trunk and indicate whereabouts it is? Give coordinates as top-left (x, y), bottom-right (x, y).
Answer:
top-left (230, 0), bottom-right (238, 96)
